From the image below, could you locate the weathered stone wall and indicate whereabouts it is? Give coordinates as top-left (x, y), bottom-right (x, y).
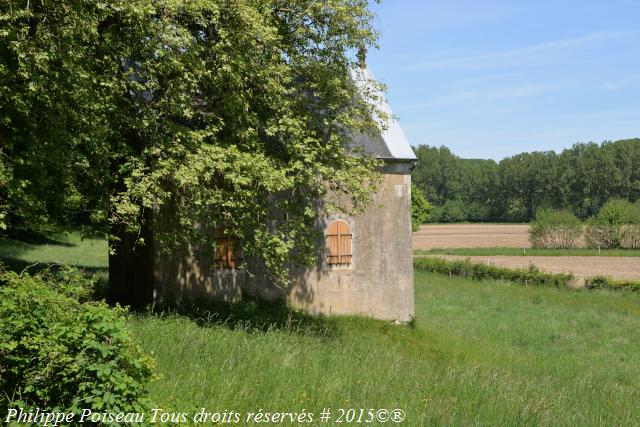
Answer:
top-left (241, 162), bottom-right (414, 321)
top-left (153, 162), bottom-right (414, 321)
top-left (153, 239), bottom-right (244, 306)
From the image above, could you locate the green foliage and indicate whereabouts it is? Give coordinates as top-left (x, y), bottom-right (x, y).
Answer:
top-left (411, 183), bottom-right (432, 231)
top-left (0, 0), bottom-right (384, 286)
top-left (412, 139), bottom-right (640, 223)
top-left (415, 257), bottom-right (640, 293)
top-left (413, 257), bottom-right (574, 288)
top-left (529, 208), bottom-right (583, 249)
top-left (0, 158), bottom-right (7, 231)
top-left (0, 268), bottom-right (154, 417)
top-left (585, 275), bottom-right (640, 292)
top-left (585, 198), bottom-right (640, 249)
top-left (622, 201), bottom-right (640, 249)
top-left (0, 265), bottom-right (97, 302)
top-left (439, 199), bottom-right (467, 223)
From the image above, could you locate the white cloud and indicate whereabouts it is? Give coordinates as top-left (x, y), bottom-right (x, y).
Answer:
top-left (401, 82), bottom-right (564, 111)
top-left (604, 75), bottom-right (640, 90)
top-left (394, 31), bottom-right (638, 72)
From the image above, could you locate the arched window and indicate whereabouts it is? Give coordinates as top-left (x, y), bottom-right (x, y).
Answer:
top-left (326, 220), bottom-right (352, 265)
top-left (213, 227), bottom-right (237, 269)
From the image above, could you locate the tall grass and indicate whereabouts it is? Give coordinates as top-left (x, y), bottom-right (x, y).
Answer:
top-left (2, 231), bottom-right (639, 424)
top-left (131, 273), bottom-right (640, 426)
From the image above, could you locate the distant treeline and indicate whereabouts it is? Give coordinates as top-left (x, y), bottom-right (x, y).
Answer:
top-left (412, 138), bottom-right (640, 223)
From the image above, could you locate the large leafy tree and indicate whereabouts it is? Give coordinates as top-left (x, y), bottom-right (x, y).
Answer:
top-left (412, 139), bottom-right (640, 223)
top-left (1, 0), bottom-right (385, 303)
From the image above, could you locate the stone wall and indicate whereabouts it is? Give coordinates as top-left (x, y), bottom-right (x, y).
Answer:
top-left (153, 162), bottom-right (414, 322)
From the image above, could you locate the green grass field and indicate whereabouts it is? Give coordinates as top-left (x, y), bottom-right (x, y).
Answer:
top-left (2, 233), bottom-right (640, 425)
top-left (0, 231), bottom-right (107, 270)
top-left (131, 275), bottom-right (640, 425)
top-left (415, 247), bottom-right (640, 257)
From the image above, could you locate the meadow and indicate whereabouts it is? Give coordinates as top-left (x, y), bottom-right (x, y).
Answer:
top-left (132, 275), bottom-right (640, 426)
top-left (2, 232), bottom-right (640, 425)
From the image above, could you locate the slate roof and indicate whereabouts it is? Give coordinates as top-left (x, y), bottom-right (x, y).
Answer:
top-left (350, 67), bottom-right (417, 162)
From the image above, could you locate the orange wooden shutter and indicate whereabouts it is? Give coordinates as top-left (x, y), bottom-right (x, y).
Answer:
top-left (214, 227), bottom-right (236, 269)
top-left (327, 221), bottom-right (352, 265)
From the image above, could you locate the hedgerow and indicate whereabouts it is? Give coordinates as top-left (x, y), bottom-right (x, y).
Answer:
top-left (0, 267), bottom-right (155, 420)
top-left (413, 257), bottom-right (573, 288)
top-left (585, 276), bottom-right (640, 292)
top-left (415, 257), bottom-right (640, 293)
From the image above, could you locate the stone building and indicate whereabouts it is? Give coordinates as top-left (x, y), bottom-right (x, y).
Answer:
top-left (112, 68), bottom-right (416, 322)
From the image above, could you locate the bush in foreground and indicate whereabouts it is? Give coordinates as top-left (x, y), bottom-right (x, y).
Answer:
top-left (0, 268), bottom-right (154, 418)
top-left (529, 208), bottom-right (582, 249)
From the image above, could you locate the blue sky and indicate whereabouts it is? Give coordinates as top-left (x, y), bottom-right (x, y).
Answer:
top-left (366, 0), bottom-right (640, 160)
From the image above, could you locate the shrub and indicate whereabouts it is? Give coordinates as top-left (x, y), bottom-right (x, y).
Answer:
top-left (429, 205), bottom-right (443, 223)
top-left (0, 268), bottom-right (154, 418)
top-left (529, 208), bottom-right (582, 249)
top-left (0, 265), bottom-right (98, 302)
top-left (411, 184), bottom-right (432, 231)
top-left (465, 201), bottom-right (491, 222)
top-left (620, 201), bottom-right (640, 249)
top-left (585, 199), bottom-right (639, 249)
top-left (439, 199), bottom-right (466, 223)
top-left (585, 276), bottom-right (640, 292)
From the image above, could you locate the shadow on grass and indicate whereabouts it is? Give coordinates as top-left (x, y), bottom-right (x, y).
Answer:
top-left (145, 296), bottom-right (339, 340)
top-left (4, 230), bottom-right (76, 247)
top-left (0, 240), bottom-right (337, 339)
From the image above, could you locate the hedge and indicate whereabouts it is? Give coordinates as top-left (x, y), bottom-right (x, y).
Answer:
top-left (414, 257), bottom-right (574, 288)
top-left (584, 276), bottom-right (640, 292)
top-left (415, 257), bottom-right (640, 292)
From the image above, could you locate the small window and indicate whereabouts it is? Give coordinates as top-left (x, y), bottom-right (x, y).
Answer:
top-left (213, 227), bottom-right (237, 269)
top-left (326, 220), bottom-right (352, 265)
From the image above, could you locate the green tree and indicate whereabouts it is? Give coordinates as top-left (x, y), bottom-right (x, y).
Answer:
top-left (1, 0), bottom-right (385, 304)
top-left (585, 199), bottom-right (637, 249)
top-left (439, 199), bottom-right (466, 223)
top-left (411, 139), bottom-right (640, 223)
top-left (411, 184), bottom-right (432, 232)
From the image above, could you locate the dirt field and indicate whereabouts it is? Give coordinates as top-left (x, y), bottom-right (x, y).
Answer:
top-left (413, 224), bottom-right (530, 250)
top-left (432, 255), bottom-right (640, 283)
top-left (413, 224), bottom-right (640, 281)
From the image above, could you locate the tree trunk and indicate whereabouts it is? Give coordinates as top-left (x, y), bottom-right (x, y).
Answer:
top-left (108, 221), bottom-right (154, 308)
top-left (107, 119), bottom-right (154, 308)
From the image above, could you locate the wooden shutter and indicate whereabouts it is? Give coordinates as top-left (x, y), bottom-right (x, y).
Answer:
top-left (326, 221), bottom-right (352, 265)
top-left (213, 227), bottom-right (236, 269)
